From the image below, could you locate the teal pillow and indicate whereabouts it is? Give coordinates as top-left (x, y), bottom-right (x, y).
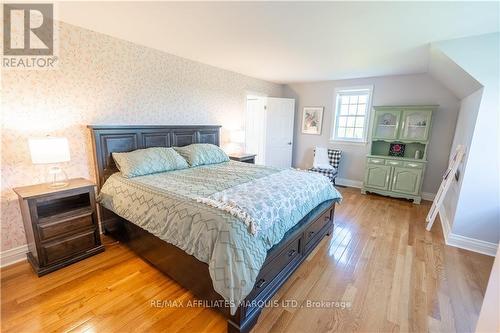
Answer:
top-left (174, 144), bottom-right (229, 167)
top-left (112, 147), bottom-right (188, 178)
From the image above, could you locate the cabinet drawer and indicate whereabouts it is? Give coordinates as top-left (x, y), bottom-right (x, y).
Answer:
top-left (38, 212), bottom-right (94, 241)
top-left (403, 161), bottom-right (424, 169)
top-left (385, 159), bottom-right (403, 167)
top-left (304, 209), bottom-right (331, 247)
top-left (368, 158), bottom-right (385, 165)
top-left (42, 230), bottom-right (97, 264)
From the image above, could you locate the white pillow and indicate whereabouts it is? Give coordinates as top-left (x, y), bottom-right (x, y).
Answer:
top-left (313, 147), bottom-right (334, 170)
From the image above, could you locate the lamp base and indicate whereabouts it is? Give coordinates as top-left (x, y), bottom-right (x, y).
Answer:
top-left (48, 181), bottom-right (68, 188)
top-left (47, 166), bottom-right (68, 188)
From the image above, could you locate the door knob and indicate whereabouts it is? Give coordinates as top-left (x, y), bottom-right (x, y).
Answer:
top-left (287, 142), bottom-right (292, 145)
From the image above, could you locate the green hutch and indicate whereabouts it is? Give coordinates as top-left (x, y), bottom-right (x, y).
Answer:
top-left (362, 105), bottom-right (437, 204)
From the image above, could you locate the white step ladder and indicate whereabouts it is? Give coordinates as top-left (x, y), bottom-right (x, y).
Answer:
top-left (426, 145), bottom-right (465, 231)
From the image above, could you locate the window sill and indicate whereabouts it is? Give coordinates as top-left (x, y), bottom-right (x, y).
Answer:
top-left (329, 139), bottom-right (368, 146)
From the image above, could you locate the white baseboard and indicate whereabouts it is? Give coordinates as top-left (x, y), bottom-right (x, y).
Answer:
top-left (336, 178), bottom-right (363, 188)
top-left (421, 192), bottom-right (436, 201)
top-left (439, 206), bottom-right (497, 257)
top-left (439, 206), bottom-right (452, 240)
top-left (447, 233), bottom-right (498, 257)
top-left (0, 244), bottom-right (28, 268)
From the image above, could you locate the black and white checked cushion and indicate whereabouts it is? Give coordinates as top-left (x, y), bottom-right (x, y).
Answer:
top-left (326, 149), bottom-right (342, 169)
top-left (309, 167), bottom-right (337, 178)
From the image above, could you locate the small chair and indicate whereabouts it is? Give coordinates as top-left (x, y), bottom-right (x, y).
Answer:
top-left (309, 149), bottom-right (342, 185)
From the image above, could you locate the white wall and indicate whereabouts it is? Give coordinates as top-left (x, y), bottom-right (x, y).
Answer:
top-left (434, 33), bottom-right (500, 244)
top-left (283, 73), bottom-right (460, 194)
top-left (442, 89), bottom-right (483, 226)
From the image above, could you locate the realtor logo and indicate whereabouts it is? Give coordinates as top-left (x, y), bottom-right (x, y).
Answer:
top-left (2, 3), bottom-right (57, 69)
top-left (3, 3), bottom-right (53, 55)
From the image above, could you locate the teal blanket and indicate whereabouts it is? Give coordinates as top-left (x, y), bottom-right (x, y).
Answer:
top-left (98, 161), bottom-right (342, 314)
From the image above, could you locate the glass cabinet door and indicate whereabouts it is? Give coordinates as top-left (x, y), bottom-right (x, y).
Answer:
top-left (373, 110), bottom-right (400, 140)
top-left (400, 110), bottom-right (432, 141)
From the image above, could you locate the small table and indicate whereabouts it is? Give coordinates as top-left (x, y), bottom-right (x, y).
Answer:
top-left (229, 153), bottom-right (256, 164)
top-left (13, 178), bottom-right (104, 276)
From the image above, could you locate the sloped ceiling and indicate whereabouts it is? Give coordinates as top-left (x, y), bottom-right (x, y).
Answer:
top-left (428, 45), bottom-right (482, 99)
top-left (57, 2), bottom-right (499, 83)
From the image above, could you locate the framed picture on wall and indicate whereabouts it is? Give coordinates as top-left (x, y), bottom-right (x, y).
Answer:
top-left (302, 107), bottom-right (324, 135)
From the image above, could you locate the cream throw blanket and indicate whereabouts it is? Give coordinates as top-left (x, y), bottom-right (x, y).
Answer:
top-left (313, 147), bottom-right (334, 169)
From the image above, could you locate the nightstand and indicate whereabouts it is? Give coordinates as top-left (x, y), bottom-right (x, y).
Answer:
top-left (229, 153), bottom-right (257, 164)
top-left (13, 178), bottom-right (104, 276)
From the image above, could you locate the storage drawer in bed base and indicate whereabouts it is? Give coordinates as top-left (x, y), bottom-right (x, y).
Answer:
top-left (100, 200), bottom-right (335, 333)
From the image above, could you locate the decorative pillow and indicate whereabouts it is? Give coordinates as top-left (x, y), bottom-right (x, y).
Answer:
top-left (174, 144), bottom-right (229, 167)
top-left (112, 147), bottom-right (189, 178)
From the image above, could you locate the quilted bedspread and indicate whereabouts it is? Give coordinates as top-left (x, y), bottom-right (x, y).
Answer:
top-left (98, 161), bottom-right (342, 315)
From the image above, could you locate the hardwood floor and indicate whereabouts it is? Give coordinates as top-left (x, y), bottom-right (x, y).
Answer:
top-left (1, 188), bottom-right (494, 333)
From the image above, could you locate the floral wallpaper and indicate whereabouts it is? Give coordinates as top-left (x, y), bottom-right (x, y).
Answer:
top-left (1, 22), bottom-right (283, 251)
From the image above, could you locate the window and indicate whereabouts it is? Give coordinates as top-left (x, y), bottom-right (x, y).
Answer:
top-left (331, 86), bottom-right (373, 143)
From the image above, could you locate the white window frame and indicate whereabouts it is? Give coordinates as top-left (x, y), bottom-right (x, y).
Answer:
top-left (330, 85), bottom-right (373, 144)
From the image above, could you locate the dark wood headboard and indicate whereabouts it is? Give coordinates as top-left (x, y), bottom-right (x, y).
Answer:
top-left (88, 125), bottom-right (221, 190)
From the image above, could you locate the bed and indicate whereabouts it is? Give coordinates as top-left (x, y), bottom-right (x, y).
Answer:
top-left (88, 125), bottom-right (341, 333)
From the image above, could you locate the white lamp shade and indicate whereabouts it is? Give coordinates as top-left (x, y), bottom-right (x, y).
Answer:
top-left (230, 130), bottom-right (245, 144)
top-left (29, 137), bottom-right (70, 164)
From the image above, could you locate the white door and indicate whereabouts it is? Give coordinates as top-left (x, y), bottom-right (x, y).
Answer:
top-left (264, 97), bottom-right (295, 168)
top-left (245, 96), bottom-right (267, 165)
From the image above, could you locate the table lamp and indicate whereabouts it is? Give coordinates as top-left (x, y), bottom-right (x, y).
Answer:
top-left (230, 130), bottom-right (245, 145)
top-left (224, 129), bottom-right (245, 154)
top-left (29, 137), bottom-right (70, 188)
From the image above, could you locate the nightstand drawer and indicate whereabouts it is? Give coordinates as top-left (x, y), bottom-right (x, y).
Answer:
top-left (38, 211), bottom-right (94, 241)
top-left (42, 230), bottom-right (97, 264)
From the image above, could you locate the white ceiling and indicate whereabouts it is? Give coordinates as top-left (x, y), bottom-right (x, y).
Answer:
top-left (57, 2), bottom-right (499, 83)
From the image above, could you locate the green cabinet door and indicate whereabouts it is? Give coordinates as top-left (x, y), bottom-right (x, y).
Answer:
top-left (364, 164), bottom-right (391, 190)
top-left (390, 167), bottom-right (422, 195)
top-left (372, 109), bottom-right (401, 140)
top-left (399, 110), bottom-right (432, 141)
